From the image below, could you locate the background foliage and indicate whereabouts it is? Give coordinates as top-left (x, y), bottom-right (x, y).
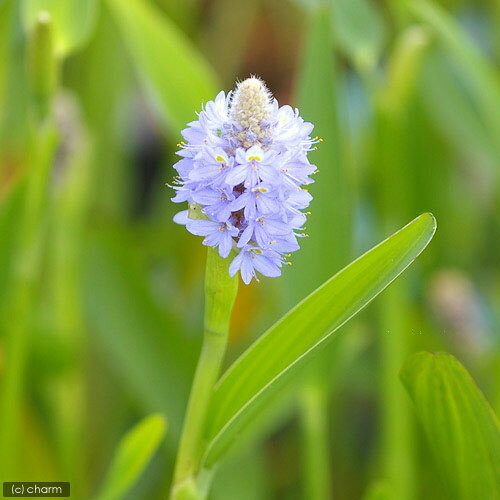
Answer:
top-left (0, 0), bottom-right (498, 498)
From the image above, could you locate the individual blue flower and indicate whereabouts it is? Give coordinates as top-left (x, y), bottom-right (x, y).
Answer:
top-left (185, 219), bottom-right (239, 258)
top-left (225, 146), bottom-right (280, 188)
top-left (229, 245), bottom-right (282, 284)
top-left (171, 76), bottom-right (318, 283)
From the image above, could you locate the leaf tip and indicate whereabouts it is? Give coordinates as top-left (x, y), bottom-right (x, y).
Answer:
top-left (144, 413), bottom-right (168, 436)
top-left (419, 212), bottom-right (437, 234)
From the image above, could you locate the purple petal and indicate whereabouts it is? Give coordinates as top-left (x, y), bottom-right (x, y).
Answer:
top-left (229, 252), bottom-right (243, 277)
top-left (186, 219), bottom-right (218, 236)
top-left (253, 254), bottom-right (282, 277)
top-left (240, 256), bottom-right (255, 284)
top-left (218, 233), bottom-right (233, 258)
top-left (225, 164), bottom-right (247, 186)
top-left (173, 210), bottom-right (189, 225)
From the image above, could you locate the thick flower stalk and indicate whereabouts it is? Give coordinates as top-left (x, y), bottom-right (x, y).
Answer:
top-left (172, 76), bottom-right (318, 283)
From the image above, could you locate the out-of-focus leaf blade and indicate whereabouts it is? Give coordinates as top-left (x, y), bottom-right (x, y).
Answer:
top-left (204, 213), bottom-right (436, 466)
top-left (0, 182), bottom-right (24, 306)
top-left (400, 351), bottom-right (500, 500)
top-left (331, 0), bottom-right (386, 72)
top-left (381, 26), bottom-right (431, 114)
top-left (21, 0), bottom-right (98, 56)
top-left (288, 4), bottom-right (348, 301)
top-left (84, 232), bottom-right (197, 439)
top-left (94, 414), bottom-right (167, 500)
top-left (420, 51), bottom-right (496, 165)
top-left (0, 0), bottom-right (14, 111)
top-left (106, 0), bottom-right (219, 132)
top-left (411, 0), bottom-right (500, 159)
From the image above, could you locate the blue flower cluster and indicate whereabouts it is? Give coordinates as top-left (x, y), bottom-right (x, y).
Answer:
top-left (171, 77), bottom-right (317, 284)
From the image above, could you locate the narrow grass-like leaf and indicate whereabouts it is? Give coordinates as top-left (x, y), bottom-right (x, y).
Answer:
top-left (203, 213), bottom-right (436, 466)
top-left (400, 351), bottom-right (500, 499)
top-left (94, 414), bottom-right (167, 500)
top-left (21, 0), bottom-right (98, 56)
top-left (106, 0), bottom-right (218, 132)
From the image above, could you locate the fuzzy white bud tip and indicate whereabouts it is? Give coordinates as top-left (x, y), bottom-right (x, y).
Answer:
top-left (230, 77), bottom-right (272, 149)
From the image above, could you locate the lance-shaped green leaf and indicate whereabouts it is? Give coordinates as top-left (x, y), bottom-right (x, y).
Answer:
top-left (21, 0), bottom-right (98, 57)
top-left (106, 0), bottom-right (218, 132)
top-left (203, 213), bottom-right (436, 466)
top-left (93, 414), bottom-right (167, 500)
top-left (400, 351), bottom-right (500, 500)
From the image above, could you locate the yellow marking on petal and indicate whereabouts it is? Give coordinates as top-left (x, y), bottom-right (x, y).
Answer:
top-left (248, 155), bottom-right (262, 162)
top-left (216, 155), bottom-right (226, 162)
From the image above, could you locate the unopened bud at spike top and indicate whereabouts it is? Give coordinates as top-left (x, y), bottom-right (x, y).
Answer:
top-left (230, 77), bottom-right (272, 149)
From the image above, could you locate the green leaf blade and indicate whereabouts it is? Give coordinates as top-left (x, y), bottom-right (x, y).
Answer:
top-left (94, 413), bottom-right (167, 500)
top-left (204, 213), bottom-right (436, 466)
top-left (106, 0), bottom-right (219, 132)
top-left (400, 351), bottom-right (500, 500)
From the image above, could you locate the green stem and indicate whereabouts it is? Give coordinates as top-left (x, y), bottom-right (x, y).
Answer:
top-left (300, 373), bottom-right (333, 500)
top-left (28, 11), bottom-right (58, 125)
top-left (0, 11), bottom-right (59, 480)
top-left (378, 282), bottom-right (414, 500)
top-left (171, 247), bottom-right (238, 498)
top-left (0, 121), bottom-right (58, 479)
top-left (50, 121), bottom-right (92, 496)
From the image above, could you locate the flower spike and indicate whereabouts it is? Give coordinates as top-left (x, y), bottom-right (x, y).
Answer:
top-left (171, 76), bottom-right (318, 284)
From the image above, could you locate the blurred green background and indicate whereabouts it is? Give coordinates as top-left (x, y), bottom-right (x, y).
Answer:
top-left (0, 0), bottom-right (498, 498)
